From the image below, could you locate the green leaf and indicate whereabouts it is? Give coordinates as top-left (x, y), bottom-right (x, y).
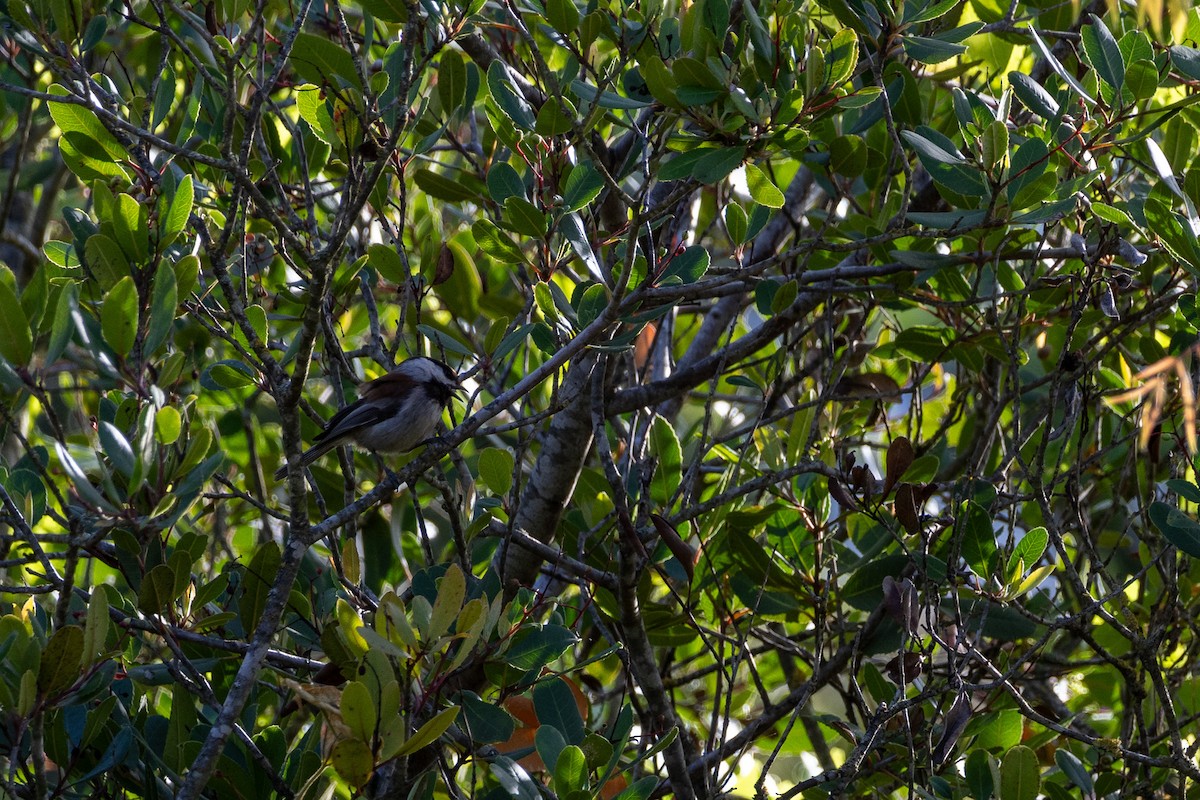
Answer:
top-left (1008, 564), bottom-right (1054, 598)
top-left (561, 213), bottom-right (602, 280)
top-left (826, 29), bottom-right (859, 85)
top-left (50, 0), bottom-right (81, 42)
top-left (960, 501), bottom-right (996, 577)
top-left (162, 174), bottom-right (193, 246)
top-left (903, 35), bottom-right (967, 64)
top-left (39, 625), bottom-right (84, 696)
top-left (460, 691), bottom-right (516, 743)
top-left (0, 275), bottom-right (31, 366)
top-left (570, 79), bottom-right (653, 109)
top-left (138, 564), bottom-right (178, 615)
top-left (98, 422), bottom-right (135, 477)
top-left (1000, 745), bottom-right (1040, 800)
top-left (295, 84), bottom-right (339, 146)
top-left (908, 0), bottom-right (961, 22)
top-left (576, 283), bottom-right (608, 328)
top-left (536, 724), bottom-right (568, 772)
top-left (1008, 72), bottom-right (1060, 120)
top-left (1029, 27), bottom-right (1094, 104)
top-left (1054, 749), bottom-right (1094, 796)
top-left (156, 406), bottom-right (182, 445)
top-left (614, 776), bottom-right (659, 800)
top-left (82, 586), bottom-right (110, 666)
top-left (101, 276), bottom-right (138, 358)
top-left (479, 447), bottom-right (515, 496)
top-left (487, 163), bottom-right (525, 205)
top-left (473, 219), bottom-right (525, 263)
top-left (290, 32), bottom-right (363, 91)
top-left (1124, 58), bottom-right (1158, 101)
top-left (42, 240), bottom-right (79, 269)
top-left (563, 163), bottom-right (604, 211)
top-left (1006, 138), bottom-right (1051, 208)
top-left (1006, 527), bottom-right (1048, 576)
top-left (660, 246), bottom-right (710, 284)
top-left (492, 756), bottom-right (543, 800)
top-left (903, 126), bottom-right (989, 203)
top-left (649, 416), bottom-right (682, 505)
top-left (47, 84), bottom-right (126, 161)
top-left (428, 563), bottom-right (467, 641)
top-left (1149, 501), bottom-right (1200, 557)
top-left (1081, 14), bottom-right (1125, 92)
top-left (965, 750), bottom-right (995, 799)
top-left (503, 197), bottom-right (548, 237)
top-left (54, 441), bottom-right (116, 513)
top-left (1171, 45), bottom-right (1200, 80)
top-left (439, 49), bottom-right (467, 114)
top-left (906, 210), bottom-right (987, 229)
top-left (201, 359), bottom-right (257, 390)
top-left (503, 624), bottom-right (578, 670)
top-left (360, 0), bottom-right (408, 23)
top-left (536, 97), bottom-right (577, 136)
top-left (1169, 478), bottom-right (1200, 503)
top-left (890, 325), bottom-right (950, 361)
top-left (970, 708), bottom-right (1022, 750)
top-left (394, 706), bottom-right (460, 757)
top-left (640, 56), bottom-right (681, 107)
top-left (414, 168), bottom-right (478, 202)
top-left (84, 233), bottom-right (129, 288)
top-left (693, 147), bottom-right (745, 184)
top-left (546, 0), bottom-right (581, 32)
top-left (725, 203), bottom-right (748, 244)
top-left (672, 56), bottom-right (724, 89)
top-left (553, 745), bottom-right (588, 795)
top-left (744, 164), bottom-right (784, 207)
top-left (145, 262), bottom-right (178, 355)
top-left (368, 243), bottom-right (408, 283)
top-left (488, 62), bottom-right (536, 130)
top-left (240, 541), bottom-right (281, 634)
top-left (331, 739), bottom-right (373, 788)
top-left (534, 678), bottom-right (586, 744)
top-left (113, 193), bottom-right (148, 262)
top-left (341, 680), bottom-right (377, 744)
top-left (842, 554), bottom-right (909, 610)
top-left (902, 129), bottom-right (966, 165)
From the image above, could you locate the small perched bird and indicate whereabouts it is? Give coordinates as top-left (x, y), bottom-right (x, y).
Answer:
top-left (274, 357), bottom-right (462, 480)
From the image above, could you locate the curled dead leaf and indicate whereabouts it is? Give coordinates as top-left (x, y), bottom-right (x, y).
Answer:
top-left (651, 513), bottom-right (695, 582)
top-left (434, 243), bottom-right (455, 285)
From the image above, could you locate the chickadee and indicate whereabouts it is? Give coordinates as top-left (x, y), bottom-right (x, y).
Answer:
top-left (274, 357), bottom-right (462, 480)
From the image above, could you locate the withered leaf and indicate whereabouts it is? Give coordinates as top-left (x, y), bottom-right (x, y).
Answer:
top-left (829, 478), bottom-right (859, 512)
top-left (933, 694), bottom-right (973, 768)
top-left (881, 575), bottom-right (919, 636)
top-left (894, 483), bottom-right (921, 534)
top-left (884, 437), bottom-right (914, 496)
top-left (885, 652), bottom-right (922, 685)
top-left (651, 513), bottom-right (695, 582)
top-left (434, 243), bottom-right (455, 285)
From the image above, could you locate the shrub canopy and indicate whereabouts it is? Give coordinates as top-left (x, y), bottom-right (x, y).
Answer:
top-left (4, 0), bottom-right (1200, 798)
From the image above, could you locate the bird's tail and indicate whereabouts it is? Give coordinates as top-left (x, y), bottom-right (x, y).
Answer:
top-left (273, 440), bottom-right (340, 481)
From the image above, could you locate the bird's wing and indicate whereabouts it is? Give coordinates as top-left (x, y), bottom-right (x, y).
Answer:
top-left (359, 370), bottom-right (417, 399)
top-left (313, 399), bottom-right (391, 443)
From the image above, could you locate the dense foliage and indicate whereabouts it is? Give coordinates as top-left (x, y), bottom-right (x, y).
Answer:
top-left (7, 0), bottom-right (1200, 797)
